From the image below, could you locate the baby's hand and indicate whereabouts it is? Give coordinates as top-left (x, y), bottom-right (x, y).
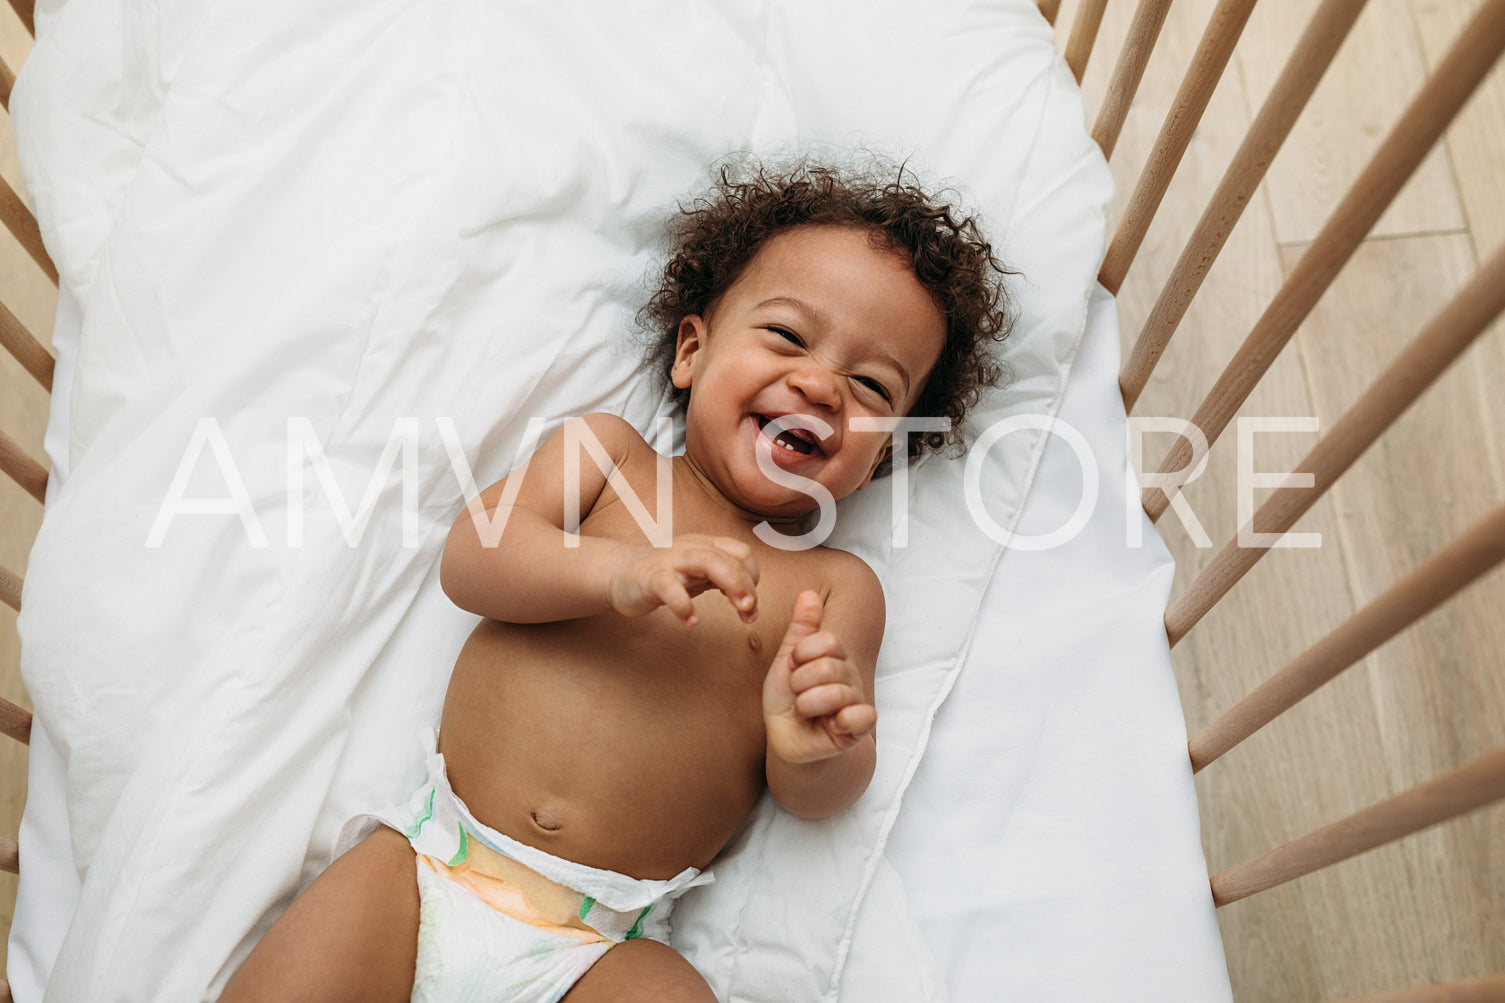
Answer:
top-left (763, 590), bottom-right (878, 764)
top-left (606, 534), bottom-right (760, 626)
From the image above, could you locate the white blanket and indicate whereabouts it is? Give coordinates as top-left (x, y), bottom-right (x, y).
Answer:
top-left (6, 0), bottom-right (1179, 1000)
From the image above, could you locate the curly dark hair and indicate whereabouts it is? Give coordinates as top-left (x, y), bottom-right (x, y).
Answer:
top-left (639, 155), bottom-right (1016, 470)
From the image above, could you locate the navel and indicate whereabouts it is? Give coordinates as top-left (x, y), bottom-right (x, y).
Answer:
top-left (747, 632), bottom-right (762, 654)
top-left (530, 807), bottom-right (563, 832)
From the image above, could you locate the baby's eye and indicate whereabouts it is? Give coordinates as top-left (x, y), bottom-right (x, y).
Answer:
top-left (768, 326), bottom-right (802, 346)
top-left (853, 375), bottom-right (892, 403)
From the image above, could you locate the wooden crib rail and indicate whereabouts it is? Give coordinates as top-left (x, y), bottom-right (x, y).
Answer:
top-left (1063, 0), bottom-right (1108, 82)
top-left (1089, 0), bottom-right (1173, 160)
top-left (0, 175), bottom-right (57, 285)
top-left (1, 425), bottom-right (48, 504)
top-left (1210, 747), bottom-right (1505, 906)
top-left (1, 561), bottom-right (21, 613)
top-left (1118, 0), bottom-right (1368, 412)
top-left (0, 695), bottom-right (29, 745)
top-left (0, 294), bottom-right (56, 390)
top-left (1163, 240), bottom-right (1505, 645)
top-left (1187, 504), bottom-right (1505, 772)
top-left (0, 51), bottom-right (14, 113)
top-left (1098, 0), bottom-right (1259, 295)
top-left (1143, 0), bottom-right (1505, 522)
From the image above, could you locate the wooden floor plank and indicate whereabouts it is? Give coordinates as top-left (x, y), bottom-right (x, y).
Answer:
top-left (1407, 0), bottom-right (1505, 584)
top-left (1235, 0), bottom-right (1466, 245)
top-left (1409, 0), bottom-right (1505, 258)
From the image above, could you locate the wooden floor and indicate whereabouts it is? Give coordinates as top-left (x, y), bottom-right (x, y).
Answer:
top-left (0, 0), bottom-right (1502, 997)
top-left (1054, 0), bottom-right (1505, 999)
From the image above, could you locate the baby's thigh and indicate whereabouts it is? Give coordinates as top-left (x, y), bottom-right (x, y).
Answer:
top-left (562, 939), bottom-right (717, 1003)
top-left (219, 826), bottom-right (420, 1003)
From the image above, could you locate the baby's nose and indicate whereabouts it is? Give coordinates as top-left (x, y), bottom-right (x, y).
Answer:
top-left (788, 365), bottom-right (840, 408)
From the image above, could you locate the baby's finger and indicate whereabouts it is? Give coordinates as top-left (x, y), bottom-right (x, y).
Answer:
top-left (685, 548), bottom-right (759, 622)
top-left (830, 703), bottom-right (878, 738)
top-left (654, 572), bottom-right (699, 626)
top-left (774, 591), bottom-right (825, 662)
top-left (788, 656), bottom-right (859, 696)
top-left (793, 683), bottom-right (865, 720)
top-left (791, 630), bottom-right (847, 666)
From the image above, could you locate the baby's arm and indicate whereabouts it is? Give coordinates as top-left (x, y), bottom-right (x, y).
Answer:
top-left (762, 557), bottom-right (883, 819)
top-left (440, 412), bottom-right (758, 625)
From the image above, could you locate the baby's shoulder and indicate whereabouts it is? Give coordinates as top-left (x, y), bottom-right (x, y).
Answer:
top-left (798, 546), bottom-right (885, 658)
top-left (808, 545), bottom-right (884, 609)
top-left (564, 412), bottom-right (661, 472)
top-left (569, 411), bottom-right (647, 450)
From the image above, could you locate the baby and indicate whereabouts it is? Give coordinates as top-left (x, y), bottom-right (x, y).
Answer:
top-left (222, 161), bottom-right (1011, 1003)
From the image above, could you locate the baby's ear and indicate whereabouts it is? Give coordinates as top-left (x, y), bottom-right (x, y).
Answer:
top-left (671, 315), bottom-right (707, 390)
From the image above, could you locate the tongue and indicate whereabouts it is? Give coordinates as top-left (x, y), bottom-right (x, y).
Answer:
top-left (774, 428), bottom-right (814, 454)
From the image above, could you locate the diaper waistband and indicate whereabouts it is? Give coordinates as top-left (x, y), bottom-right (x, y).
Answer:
top-left (352, 728), bottom-right (714, 919)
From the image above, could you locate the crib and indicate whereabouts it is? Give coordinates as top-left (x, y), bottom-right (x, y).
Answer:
top-left (1, 0), bottom-right (1503, 1000)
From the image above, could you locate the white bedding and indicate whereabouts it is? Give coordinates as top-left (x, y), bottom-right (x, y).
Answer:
top-left (876, 287), bottom-right (1231, 1000)
top-left (8, 0), bottom-right (1230, 1000)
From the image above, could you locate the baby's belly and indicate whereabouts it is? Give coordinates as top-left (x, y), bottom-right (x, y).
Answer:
top-left (437, 616), bottom-right (769, 881)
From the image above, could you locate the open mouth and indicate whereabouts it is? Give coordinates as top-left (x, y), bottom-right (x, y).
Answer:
top-left (756, 414), bottom-right (824, 457)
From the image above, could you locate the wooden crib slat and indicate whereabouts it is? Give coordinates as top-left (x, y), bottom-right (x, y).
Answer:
top-left (6, 0), bottom-right (34, 37)
top-left (0, 426), bottom-right (48, 504)
top-left (1091, 0), bottom-right (1174, 161)
top-left (1321, 973), bottom-right (1505, 1003)
top-left (1210, 746), bottom-right (1505, 906)
top-left (0, 174), bottom-right (59, 285)
top-left (1164, 242), bottom-right (1505, 646)
top-left (1064, 0), bottom-right (1109, 84)
top-left (0, 697), bottom-right (29, 746)
top-left (1144, 0), bottom-right (1505, 522)
top-left (0, 835), bottom-right (15, 874)
top-left (1119, 0), bottom-right (1370, 412)
top-left (1098, 0), bottom-right (1260, 295)
top-left (0, 52), bottom-right (13, 114)
top-left (0, 562), bottom-right (21, 612)
top-left (0, 295), bottom-right (55, 391)
top-left (1038, 0), bottom-right (1062, 29)
top-left (1187, 505), bottom-right (1505, 771)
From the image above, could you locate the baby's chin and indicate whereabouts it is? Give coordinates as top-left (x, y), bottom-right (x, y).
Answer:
top-left (731, 465), bottom-right (880, 525)
top-left (752, 506), bottom-right (824, 533)
top-left (716, 483), bottom-right (827, 529)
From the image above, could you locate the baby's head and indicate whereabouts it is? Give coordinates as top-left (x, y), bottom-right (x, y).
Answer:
top-left (640, 158), bottom-right (1015, 517)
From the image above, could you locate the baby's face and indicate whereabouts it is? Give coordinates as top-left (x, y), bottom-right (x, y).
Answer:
top-left (671, 224), bottom-right (947, 520)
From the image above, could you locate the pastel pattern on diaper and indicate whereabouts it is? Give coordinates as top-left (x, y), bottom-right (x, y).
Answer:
top-left (417, 839), bottom-right (611, 946)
